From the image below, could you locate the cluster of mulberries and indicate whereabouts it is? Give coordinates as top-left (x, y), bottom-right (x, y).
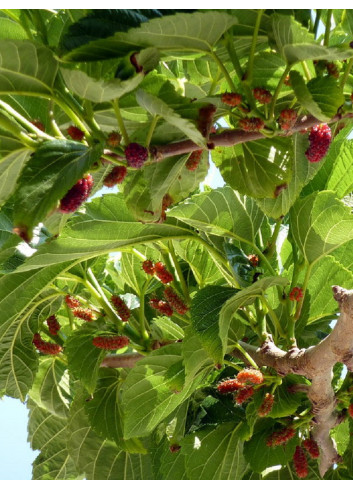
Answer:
top-left (46, 315), bottom-right (61, 335)
top-left (248, 254), bottom-right (259, 267)
top-left (239, 117), bottom-right (264, 132)
top-left (163, 287), bottom-right (188, 315)
top-left (103, 166), bottom-right (127, 187)
top-left (33, 333), bottom-right (62, 355)
top-left (266, 426), bottom-right (296, 447)
top-left (59, 175), bottom-right (94, 213)
top-left (305, 124), bottom-right (332, 163)
top-left (72, 307), bottom-right (95, 322)
top-left (303, 438), bottom-right (320, 459)
top-left (107, 131), bottom-right (121, 147)
top-left (221, 92), bottom-right (242, 107)
top-left (186, 150), bottom-right (203, 171)
top-left (217, 378), bottom-right (245, 394)
top-left (65, 295), bottom-right (81, 309)
top-left (92, 335), bottom-right (129, 350)
top-left (293, 446), bottom-right (309, 479)
top-left (149, 298), bottom-right (173, 317)
top-left (253, 87), bottom-right (272, 104)
top-left (111, 295), bottom-right (130, 322)
top-left (237, 368), bottom-right (264, 385)
top-left (142, 260), bottom-right (174, 284)
top-left (234, 385), bottom-right (255, 405)
top-left (258, 393), bottom-right (275, 417)
top-left (289, 287), bottom-right (303, 302)
top-left (125, 143), bottom-right (148, 168)
top-left (279, 109), bottom-right (298, 131)
top-left (67, 125), bottom-right (85, 141)
top-left (348, 404), bottom-right (353, 418)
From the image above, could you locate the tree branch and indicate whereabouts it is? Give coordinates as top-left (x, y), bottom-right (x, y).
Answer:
top-left (232, 286), bottom-right (353, 476)
top-left (100, 353), bottom-right (143, 368)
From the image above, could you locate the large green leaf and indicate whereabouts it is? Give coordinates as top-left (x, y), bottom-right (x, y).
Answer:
top-left (0, 148), bottom-right (31, 205)
top-left (13, 140), bottom-right (103, 241)
top-left (190, 285), bottom-right (236, 363)
top-left (153, 437), bottom-right (188, 480)
top-left (168, 186), bottom-right (264, 244)
top-left (0, 40), bottom-right (58, 95)
top-left (290, 71), bottom-right (344, 121)
top-left (326, 140), bottom-right (353, 198)
top-left (64, 12), bottom-right (238, 61)
top-left (181, 326), bottom-right (214, 385)
top-left (181, 422), bottom-right (248, 480)
top-left (150, 316), bottom-right (184, 341)
top-left (68, 390), bottom-right (152, 479)
top-left (29, 356), bottom-right (71, 418)
top-left (213, 137), bottom-right (292, 199)
top-left (290, 191), bottom-right (353, 264)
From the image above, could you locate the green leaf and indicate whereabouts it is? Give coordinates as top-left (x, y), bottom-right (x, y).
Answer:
top-left (268, 375), bottom-right (305, 418)
top-left (154, 437), bottom-right (188, 480)
top-left (29, 356), bottom-right (71, 418)
top-left (213, 137), bottom-right (292, 199)
top-left (181, 326), bottom-right (214, 384)
top-left (181, 422), bottom-right (248, 480)
top-left (64, 12), bottom-right (238, 61)
top-left (150, 316), bottom-right (184, 341)
top-left (68, 390), bottom-right (152, 479)
top-left (190, 285), bottom-right (236, 363)
top-left (243, 419), bottom-right (298, 473)
top-left (224, 243), bottom-right (256, 288)
top-left (290, 71), bottom-right (344, 121)
top-left (326, 140), bottom-right (353, 198)
top-left (136, 89), bottom-right (205, 146)
top-left (60, 68), bottom-right (145, 103)
top-left (122, 343), bottom-right (203, 438)
top-left (65, 325), bottom-right (106, 394)
top-left (0, 16), bottom-right (28, 40)
top-left (85, 369), bottom-right (146, 453)
top-left (168, 186), bottom-right (264, 244)
top-left (331, 419), bottom-right (350, 456)
top-left (290, 191), bottom-right (353, 264)
top-left (28, 399), bottom-right (79, 480)
top-left (0, 148), bottom-right (31, 205)
top-left (0, 40), bottom-right (58, 95)
top-left (251, 52), bottom-right (287, 91)
top-left (13, 140), bottom-right (103, 241)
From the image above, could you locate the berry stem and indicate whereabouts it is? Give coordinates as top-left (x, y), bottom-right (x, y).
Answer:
top-left (145, 115), bottom-right (159, 147)
top-left (301, 61), bottom-right (312, 81)
top-left (168, 240), bottom-right (190, 304)
top-left (52, 94), bottom-right (91, 142)
top-left (340, 57), bottom-right (353, 90)
top-left (268, 65), bottom-right (292, 122)
top-left (232, 342), bottom-right (259, 369)
top-left (139, 279), bottom-right (152, 346)
top-left (261, 295), bottom-right (286, 339)
top-left (0, 112), bottom-right (37, 148)
top-left (112, 99), bottom-right (130, 144)
top-left (49, 100), bottom-right (65, 139)
top-left (223, 359), bottom-right (242, 371)
top-left (324, 9), bottom-right (333, 46)
top-left (263, 218), bottom-right (283, 259)
top-left (313, 9), bottom-right (322, 39)
top-left (245, 9), bottom-right (264, 85)
top-left (211, 51), bottom-right (237, 93)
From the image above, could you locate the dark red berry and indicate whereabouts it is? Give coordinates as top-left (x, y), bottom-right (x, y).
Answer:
top-left (31, 120), bottom-right (45, 131)
top-left (169, 444), bottom-right (181, 453)
top-left (237, 368), bottom-right (264, 385)
top-left (149, 299), bottom-right (173, 316)
top-left (59, 175), bottom-right (94, 213)
top-left (248, 254), bottom-right (259, 267)
top-left (111, 295), bottom-right (130, 322)
top-left (107, 131), bottom-right (121, 147)
top-left (293, 446), bottom-right (308, 479)
top-left (284, 75), bottom-right (291, 86)
top-left (279, 109), bottom-right (298, 131)
top-left (239, 117), bottom-right (264, 132)
top-left (326, 62), bottom-right (339, 78)
top-left (258, 393), bottom-right (274, 417)
top-left (253, 87), bottom-right (272, 104)
top-left (65, 295), bottom-right (81, 309)
top-left (32, 333), bottom-right (62, 355)
top-left (266, 426), bottom-right (296, 447)
top-left (348, 404), bottom-right (353, 418)
top-left (46, 315), bottom-right (60, 335)
top-left (142, 260), bottom-right (155, 275)
top-left (154, 262), bottom-right (174, 284)
top-left (289, 287), bottom-right (303, 302)
top-left (163, 287), bottom-right (188, 315)
top-left (234, 385), bottom-right (254, 404)
top-left (186, 150), bottom-right (203, 171)
top-left (217, 378), bottom-right (245, 394)
top-left (125, 143), bottom-right (148, 168)
top-left (305, 124), bottom-right (332, 163)
top-left (72, 307), bottom-right (95, 322)
top-left (103, 166), bottom-right (127, 187)
top-left (67, 125), bottom-right (85, 141)
top-left (303, 438), bottom-right (320, 459)
top-left (221, 92), bottom-right (242, 107)
top-left (92, 335), bottom-right (129, 350)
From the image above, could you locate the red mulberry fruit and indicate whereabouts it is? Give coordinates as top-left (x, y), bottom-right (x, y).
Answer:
top-left (142, 259), bottom-right (155, 275)
top-left (266, 426), bottom-right (296, 447)
top-left (31, 120), bottom-right (45, 131)
top-left (239, 117), bottom-right (264, 132)
top-left (237, 368), bottom-right (264, 385)
top-left (154, 262), bottom-right (174, 284)
top-left (103, 166), bottom-right (127, 187)
top-left (303, 438), bottom-right (320, 459)
top-left (156, 300), bottom-right (173, 316)
top-left (67, 125), bottom-right (85, 141)
top-left (107, 131), bottom-right (121, 147)
top-left (46, 315), bottom-right (61, 335)
top-left (72, 307), bottom-right (95, 322)
top-left (348, 404), bottom-right (353, 418)
top-left (293, 446), bottom-right (308, 479)
top-left (248, 254), bottom-right (259, 267)
top-left (169, 444), bottom-right (181, 453)
top-left (163, 287), bottom-right (188, 315)
top-left (186, 150), bottom-right (203, 171)
top-left (234, 385), bottom-right (254, 404)
top-left (326, 62), bottom-right (339, 78)
top-left (305, 124), bottom-right (332, 163)
top-left (92, 335), bottom-right (129, 350)
top-left (65, 295), bottom-right (81, 309)
top-left (111, 295), bottom-right (130, 322)
top-left (217, 378), bottom-right (245, 394)
top-left (125, 143), bottom-right (148, 168)
top-left (258, 393), bottom-right (275, 417)
top-left (289, 287), bottom-right (303, 302)
top-left (221, 92), bottom-right (242, 107)
top-left (32, 333), bottom-right (62, 355)
top-left (59, 175), bottom-right (94, 213)
top-left (279, 109), bottom-right (298, 131)
top-left (253, 87), bottom-right (272, 104)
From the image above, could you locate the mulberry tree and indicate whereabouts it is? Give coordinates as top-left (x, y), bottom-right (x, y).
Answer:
top-left (1, 8), bottom-right (353, 480)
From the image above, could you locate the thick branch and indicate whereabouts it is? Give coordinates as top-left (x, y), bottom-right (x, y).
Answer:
top-left (233, 286), bottom-right (353, 476)
top-left (100, 353), bottom-right (143, 368)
